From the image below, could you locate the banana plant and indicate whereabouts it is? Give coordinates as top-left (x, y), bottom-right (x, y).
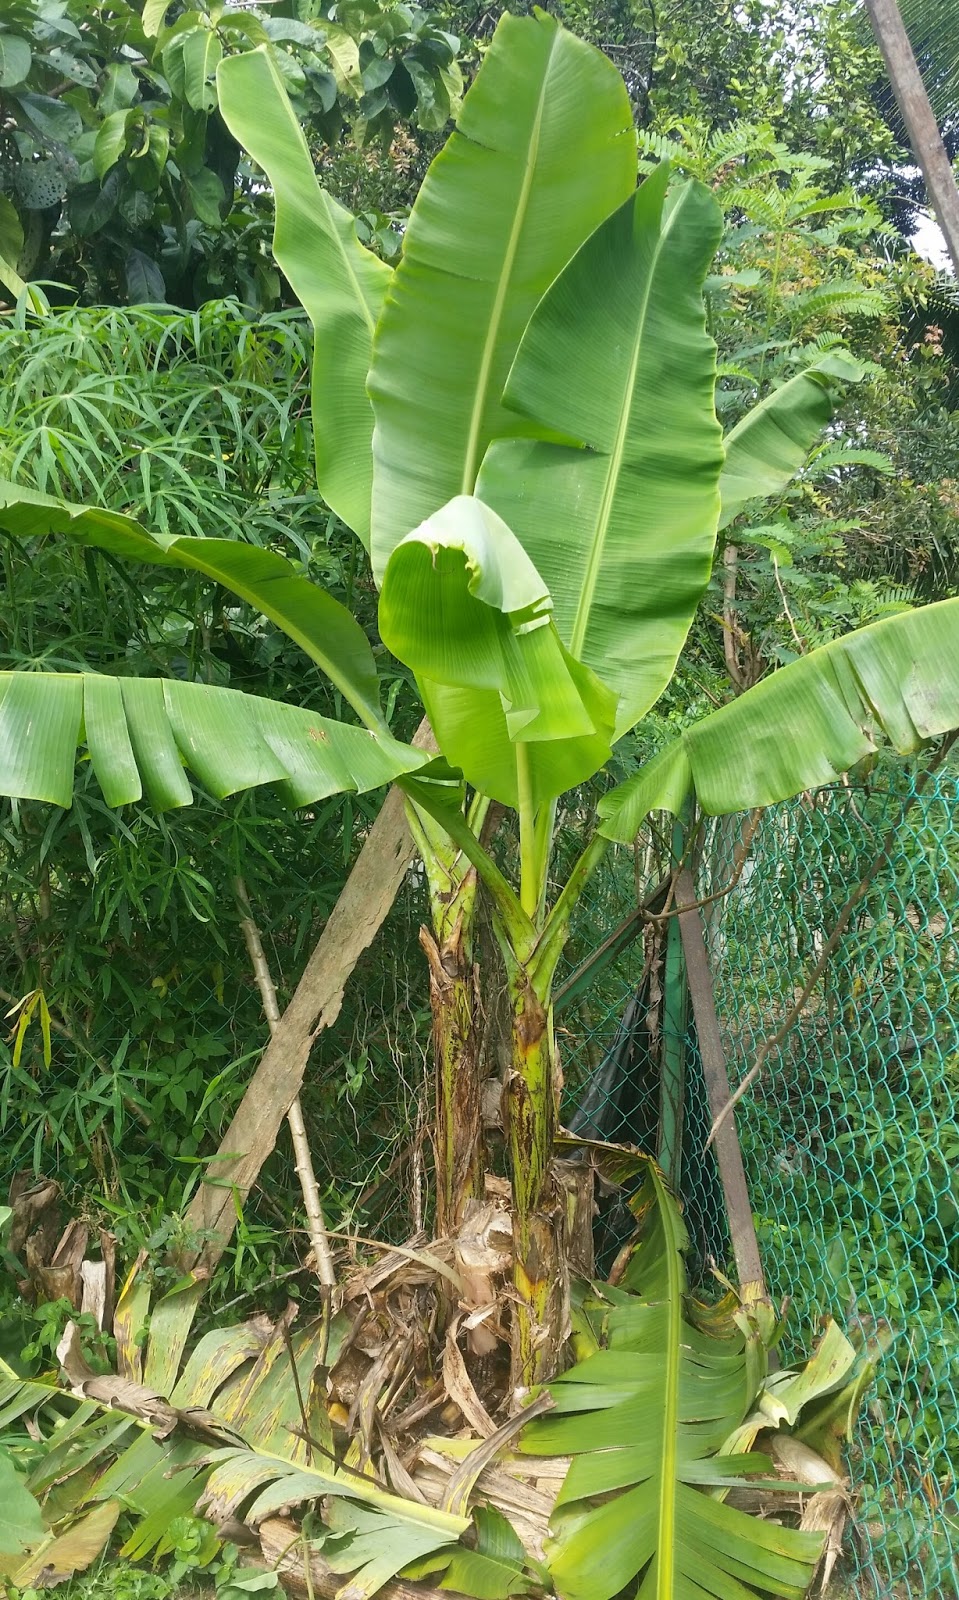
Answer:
top-left (3, 10), bottom-right (959, 1395)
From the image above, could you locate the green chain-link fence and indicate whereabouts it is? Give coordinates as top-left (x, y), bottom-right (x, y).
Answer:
top-left (559, 760), bottom-right (959, 1600)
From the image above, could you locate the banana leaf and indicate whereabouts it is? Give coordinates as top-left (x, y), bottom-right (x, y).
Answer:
top-left (2, 1501), bottom-right (121, 1587)
top-left (216, 47), bottom-right (391, 545)
top-left (477, 167), bottom-right (724, 739)
top-left (0, 480), bottom-right (386, 730)
top-left (378, 496), bottom-right (616, 805)
top-left (0, 670), bottom-right (428, 809)
top-left (718, 350), bottom-right (865, 530)
top-left (521, 1165), bottom-right (824, 1600)
top-left (0, 1448), bottom-right (45, 1556)
top-left (599, 598), bottom-right (959, 840)
top-left (367, 9), bottom-right (636, 577)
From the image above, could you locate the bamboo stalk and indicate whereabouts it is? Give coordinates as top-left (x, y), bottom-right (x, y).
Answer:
top-left (234, 877), bottom-right (336, 1292)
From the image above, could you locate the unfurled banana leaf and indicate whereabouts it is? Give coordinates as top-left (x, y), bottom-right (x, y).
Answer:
top-left (378, 496), bottom-right (616, 806)
top-left (367, 9), bottom-right (636, 577)
top-left (477, 166), bottom-right (724, 739)
top-left (0, 671), bottom-right (428, 809)
top-left (0, 481), bottom-right (386, 730)
top-left (216, 47), bottom-right (391, 545)
top-left (521, 1165), bottom-right (823, 1600)
top-left (718, 350), bottom-right (865, 530)
top-left (598, 598), bottom-right (959, 840)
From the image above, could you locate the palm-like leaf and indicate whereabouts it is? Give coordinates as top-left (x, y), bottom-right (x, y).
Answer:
top-left (897, 0), bottom-right (959, 124)
top-left (598, 598), bottom-right (959, 839)
top-left (367, 9), bottom-right (636, 577)
top-left (521, 1165), bottom-right (823, 1600)
top-left (0, 671), bottom-right (427, 809)
top-left (718, 351), bottom-right (866, 531)
top-left (477, 166), bottom-right (724, 739)
top-left (216, 47), bottom-right (391, 544)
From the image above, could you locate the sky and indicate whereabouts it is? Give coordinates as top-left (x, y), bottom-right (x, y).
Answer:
top-left (912, 211), bottom-right (954, 272)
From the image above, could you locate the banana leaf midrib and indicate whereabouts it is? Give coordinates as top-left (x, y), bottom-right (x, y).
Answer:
top-left (460, 33), bottom-right (556, 494)
top-left (165, 540), bottom-right (387, 732)
top-left (657, 1174), bottom-right (685, 1599)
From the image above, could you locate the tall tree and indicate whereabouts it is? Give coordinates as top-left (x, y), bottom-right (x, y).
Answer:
top-left (864, 0), bottom-right (959, 270)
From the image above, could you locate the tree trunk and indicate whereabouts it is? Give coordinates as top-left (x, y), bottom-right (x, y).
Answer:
top-left (420, 911), bottom-right (484, 1235)
top-left (502, 969), bottom-right (566, 1391)
top-left (864, 0), bottom-right (959, 275)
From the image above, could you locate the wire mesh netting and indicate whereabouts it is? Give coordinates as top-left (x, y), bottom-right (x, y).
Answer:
top-left (559, 761), bottom-right (959, 1599)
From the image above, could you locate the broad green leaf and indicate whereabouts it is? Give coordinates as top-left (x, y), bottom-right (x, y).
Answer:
top-left (367, 9), bottom-right (636, 578)
top-left (319, 1499), bottom-right (461, 1599)
top-left (0, 194), bottom-right (25, 298)
top-left (599, 598), bottom-right (959, 839)
top-left (522, 1167), bottom-right (821, 1600)
top-left (323, 22), bottom-right (362, 98)
top-left (94, 109), bottom-right (131, 179)
top-left (219, 1573), bottom-right (282, 1598)
top-left (100, 62), bottom-right (139, 114)
top-left (181, 26), bottom-right (222, 111)
top-left (379, 496), bottom-right (616, 805)
top-left (184, 166), bottom-right (225, 226)
top-left (0, 189), bottom-right (22, 258)
top-left (478, 167), bottom-right (724, 739)
top-left (0, 482), bottom-right (385, 729)
top-left (436, 1506), bottom-right (531, 1598)
top-left (0, 1450), bottom-right (45, 1555)
top-left (142, 1278), bottom-right (207, 1400)
top-left (0, 33), bottom-right (31, 89)
top-left (217, 47), bottom-right (391, 545)
top-left (125, 248), bottom-right (165, 303)
top-left (46, 46), bottom-right (98, 88)
top-left (718, 350), bottom-right (865, 529)
top-left (0, 671), bottom-right (428, 811)
top-left (17, 91), bottom-right (82, 143)
top-left (142, 0), bottom-right (172, 35)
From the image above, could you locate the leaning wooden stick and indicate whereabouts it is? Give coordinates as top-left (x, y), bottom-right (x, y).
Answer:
top-left (184, 720), bottom-right (438, 1269)
top-left (234, 875), bottom-right (336, 1293)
